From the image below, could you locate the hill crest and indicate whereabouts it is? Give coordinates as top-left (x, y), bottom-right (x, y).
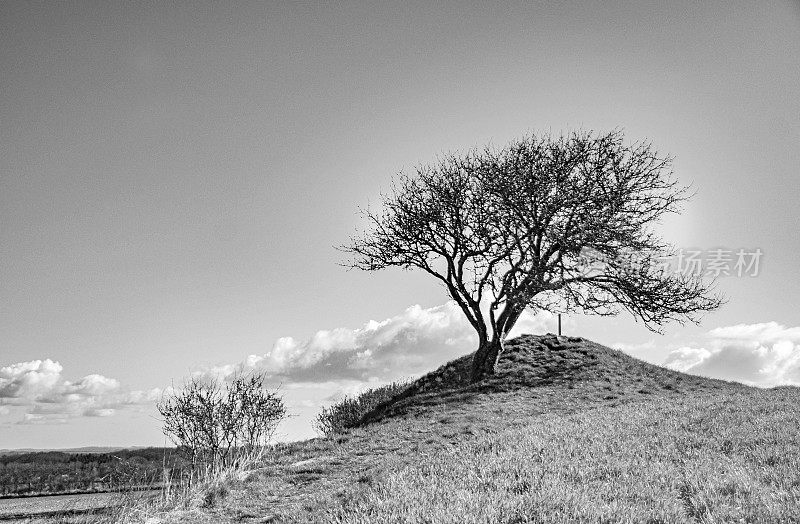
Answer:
top-left (360, 333), bottom-right (747, 424)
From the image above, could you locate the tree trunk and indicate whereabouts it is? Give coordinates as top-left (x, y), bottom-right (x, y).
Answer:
top-left (469, 338), bottom-right (504, 383)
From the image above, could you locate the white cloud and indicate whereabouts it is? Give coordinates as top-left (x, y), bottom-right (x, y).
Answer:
top-left (0, 359), bottom-right (159, 424)
top-left (709, 323), bottom-right (800, 344)
top-left (612, 340), bottom-right (657, 359)
top-left (19, 413), bottom-right (68, 425)
top-left (663, 322), bottom-right (800, 387)
top-left (208, 301), bottom-right (559, 384)
top-left (0, 359), bottom-right (63, 400)
top-left (663, 346), bottom-right (712, 372)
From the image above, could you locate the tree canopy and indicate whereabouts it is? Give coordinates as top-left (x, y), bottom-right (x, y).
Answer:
top-left (344, 130), bottom-right (723, 382)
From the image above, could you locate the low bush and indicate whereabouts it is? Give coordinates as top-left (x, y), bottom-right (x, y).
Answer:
top-left (157, 372), bottom-right (286, 471)
top-left (314, 381), bottom-right (411, 437)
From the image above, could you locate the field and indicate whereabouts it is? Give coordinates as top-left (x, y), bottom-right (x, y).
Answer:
top-left (0, 448), bottom-right (188, 499)
top-left (36, 335), bottom-right (800, 523)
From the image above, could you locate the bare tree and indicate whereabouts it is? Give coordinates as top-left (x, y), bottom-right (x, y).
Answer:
top-left (343, 130), bottom-right (723, 382)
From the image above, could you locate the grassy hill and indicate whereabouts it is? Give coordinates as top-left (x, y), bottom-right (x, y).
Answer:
top-left (132, 335), bottom-right (800, 524)
top-left (360, 334), bottom-right (746, 424)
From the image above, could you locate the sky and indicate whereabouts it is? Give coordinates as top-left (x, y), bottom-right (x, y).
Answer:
top-left (1, 1), bottom-right (799, 449)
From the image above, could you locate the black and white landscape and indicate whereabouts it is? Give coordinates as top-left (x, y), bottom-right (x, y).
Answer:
top-left (1, 1), bottom-right (799, 522)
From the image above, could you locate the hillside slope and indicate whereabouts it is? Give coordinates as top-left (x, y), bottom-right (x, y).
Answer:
top-left (360, 333), bottom-right (746, 424)
top-left (139, 335), bottom-right (799, 524)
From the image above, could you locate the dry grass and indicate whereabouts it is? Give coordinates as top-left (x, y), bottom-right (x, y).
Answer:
top-left (78, 335), bottom-right (799, 523)
top-left (53, 448), bottom-right (270, 524)
top-left (312, 388), bottom-right (800, 523)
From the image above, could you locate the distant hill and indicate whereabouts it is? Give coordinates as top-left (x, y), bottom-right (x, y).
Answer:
top-left (0, 446), bottom-right (149, 456)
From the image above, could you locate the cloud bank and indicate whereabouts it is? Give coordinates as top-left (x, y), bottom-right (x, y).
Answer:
top-left (663, 322), bottom-right (800, 387)
top-left (0, 359), bottom-right (159, 424)
top-left (209, 301), bottom-right (561, 385)
top-left (11, 303), bottom-right (796, 434)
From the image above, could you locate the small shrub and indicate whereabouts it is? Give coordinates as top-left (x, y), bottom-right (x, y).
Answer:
top-left (157, 372), bottom-right (286, 471)
top-left (314, 381), bottom-right (410, 437)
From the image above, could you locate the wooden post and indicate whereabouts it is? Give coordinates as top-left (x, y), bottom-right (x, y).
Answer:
top-left (558, 314), bottom-right (562, 336)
